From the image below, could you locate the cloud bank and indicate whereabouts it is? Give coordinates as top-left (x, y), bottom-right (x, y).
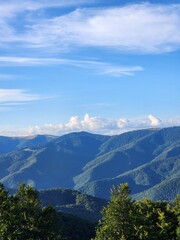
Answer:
top-left (26, 114), bottom-right (180, 136)
top-left (1, 114), bottom-right (179, 136)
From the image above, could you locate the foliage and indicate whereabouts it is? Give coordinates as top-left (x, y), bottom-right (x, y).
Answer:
top-left (57, 212), bottom-right (95, 240)
top-left (134, 198), bottom-right (177, 240)
top-left (0, 183), bottom-right (61, 240)
top-left (94, 183), bottom-right (136, 240)
top-left (174, 194), bottom-right (180, 240)
top-left (0, 183), bottom-right (15, 239)
top-left (94, 183), bottom-right (178, 240)
top-left (0, 183), bottom-right (97, 240)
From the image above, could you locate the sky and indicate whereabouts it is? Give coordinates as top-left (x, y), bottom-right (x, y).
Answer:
top-left (0, 0), bottom-right (180, 136)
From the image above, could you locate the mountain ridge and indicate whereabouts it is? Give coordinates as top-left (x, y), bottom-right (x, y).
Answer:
top-left (0, 126), bottom-right (179, 201)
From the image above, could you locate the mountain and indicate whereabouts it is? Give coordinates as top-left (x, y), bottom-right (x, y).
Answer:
top-left (39, 188), bottom-right (108, 222)
top-left (0, 132), bottom-right (109, 189)
top-left (78, 141), bottom-right (180, 200)
top-left (0, 135), bottom-right (57, 154)
top-left (0, 127), bottom-right (179, 201)
top-left (76, 128), bottom-right (180, 200)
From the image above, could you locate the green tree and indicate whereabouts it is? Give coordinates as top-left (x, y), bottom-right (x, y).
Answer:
top-left (174, 194), bottom-right (180, 240)
top-left (94, 183), bottom-right (135, 240)
top-left (94, 183), bottom-right (178, 240)
top-left (134, 198), bottom-right (177, 240)
top-left (0, 183), bottom-right (16, 239)
top-left (0, 183), bottom-right (62, 240)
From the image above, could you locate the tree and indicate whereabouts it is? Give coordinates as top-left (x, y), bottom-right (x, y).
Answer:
top-left (174, 194), bottom-right (180, 240)
top-left (0, 183), bottom-right (62, 240)
top-left (0, 183), bottom-right (16, 239)
top-left (94, 183), bottom-right (178, 240)
top-left (94, 183), bottom-right (135, 240)
top-left (134, 198), bottom-right (177, 240)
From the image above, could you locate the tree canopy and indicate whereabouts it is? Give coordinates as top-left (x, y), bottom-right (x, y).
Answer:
top-left (0, 183), bottom-right (61, 240)
top-left (94, 183), bottom-right (179, 240)
top-left (0, 182), bottom-right (179, 240)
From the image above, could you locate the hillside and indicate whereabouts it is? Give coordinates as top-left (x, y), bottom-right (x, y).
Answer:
top-left (39, 188), bottom-right (108, 222)
top-left (0, 135), bottom-right (56, 154)
top-left (0, 132), bottom-right (109, 189)
top-left (0, 127), bottom-right (179, 201)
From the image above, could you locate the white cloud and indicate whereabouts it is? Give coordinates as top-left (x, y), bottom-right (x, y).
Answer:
top-left (0, 113), bottom-right (179, 136)
top-left (0, 0), bottom-right (92, 46)
top-left (0, 56), bottom-right (68, 66)
top-left (0, 0), bottom-right (88, 17)
top-left (148, 114), bottom-right (161, 126)
top-left (23, 114), bottom-right (180, 136)
top-left (0, 89), bottom-right (42, 104)
top-left (0, 56), bottom-right (143, 77)
top-left (0, 3), bottom-right (180, 53)
top-left (117, 118), bottom-right (129, 128)
top-left (21, 3), bottom-right (180, 53)
top-left (100, 66), bottom-right (143, 77)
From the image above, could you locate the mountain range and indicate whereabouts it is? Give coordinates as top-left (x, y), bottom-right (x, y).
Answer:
top-left (0, 126), bottom-right (179, 202)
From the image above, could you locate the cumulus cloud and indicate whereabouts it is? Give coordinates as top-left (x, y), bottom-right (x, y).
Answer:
top-left (117, 118), bottom-right (129, 128)
top-left (0, 3), bottom-right (180, 53)
top-left (148, 114), bottom-right (161, 126)
top-left (22, 114), bottom-right (179, 136)
top-left (0, 113), bottom-right (179, 136)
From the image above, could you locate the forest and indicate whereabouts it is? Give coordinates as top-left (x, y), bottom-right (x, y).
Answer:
top-left (0, 183), bottom-right (179, 240)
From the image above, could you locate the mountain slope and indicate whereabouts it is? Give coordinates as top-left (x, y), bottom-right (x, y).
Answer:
top-left (74, 127), bottom-right (180, 194)
top-left (39, 188), bottom-right (108, 222)
top-left (0, 127), bottom-right (179, 201)
top-left (77, 141), bottom-right (180, 200)
top-left (0, 132), bottom-right (109, 189)
top-left (0, 135), bottom-right (56, 154)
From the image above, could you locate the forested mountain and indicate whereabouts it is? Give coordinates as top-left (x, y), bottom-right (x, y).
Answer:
top-left (0, 135), bottom-right (57, 154)
top-left (0, 127), bottom-right (179, 201)
top-left (39, 188), bottom-right (108, 222)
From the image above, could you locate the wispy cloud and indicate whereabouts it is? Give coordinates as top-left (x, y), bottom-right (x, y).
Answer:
top-left (0, 89), bottom-right (42, 105)
top-left (0, 74), bottom-right (16, 80)
top-left (0, 0), bottom-right (89, 17)
top-left (100, 66), bottom-right (143, 77)
top-left (0, 56), bottom-right (143, 77)
top-left (0, 3), bottom-right (180, 53)
top-left (1, 113), bottom-right (176, 136)
top-left (0, 0), bottom-right (93, 46)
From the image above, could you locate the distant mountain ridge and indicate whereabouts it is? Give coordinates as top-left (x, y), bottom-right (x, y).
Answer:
top-left (0, 135), bottom-right (57, 154)
top-left (0, 127), bottom-right (179, 201)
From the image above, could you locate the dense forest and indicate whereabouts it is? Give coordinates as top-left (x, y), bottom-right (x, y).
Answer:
top-left (0, 183), bottom-right (179, 240)
top-left (0, 127), bottom-right (179, 202)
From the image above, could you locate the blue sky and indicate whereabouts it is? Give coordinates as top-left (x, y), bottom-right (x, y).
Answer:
top-left (0, 0), bottom-right (179, 136)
